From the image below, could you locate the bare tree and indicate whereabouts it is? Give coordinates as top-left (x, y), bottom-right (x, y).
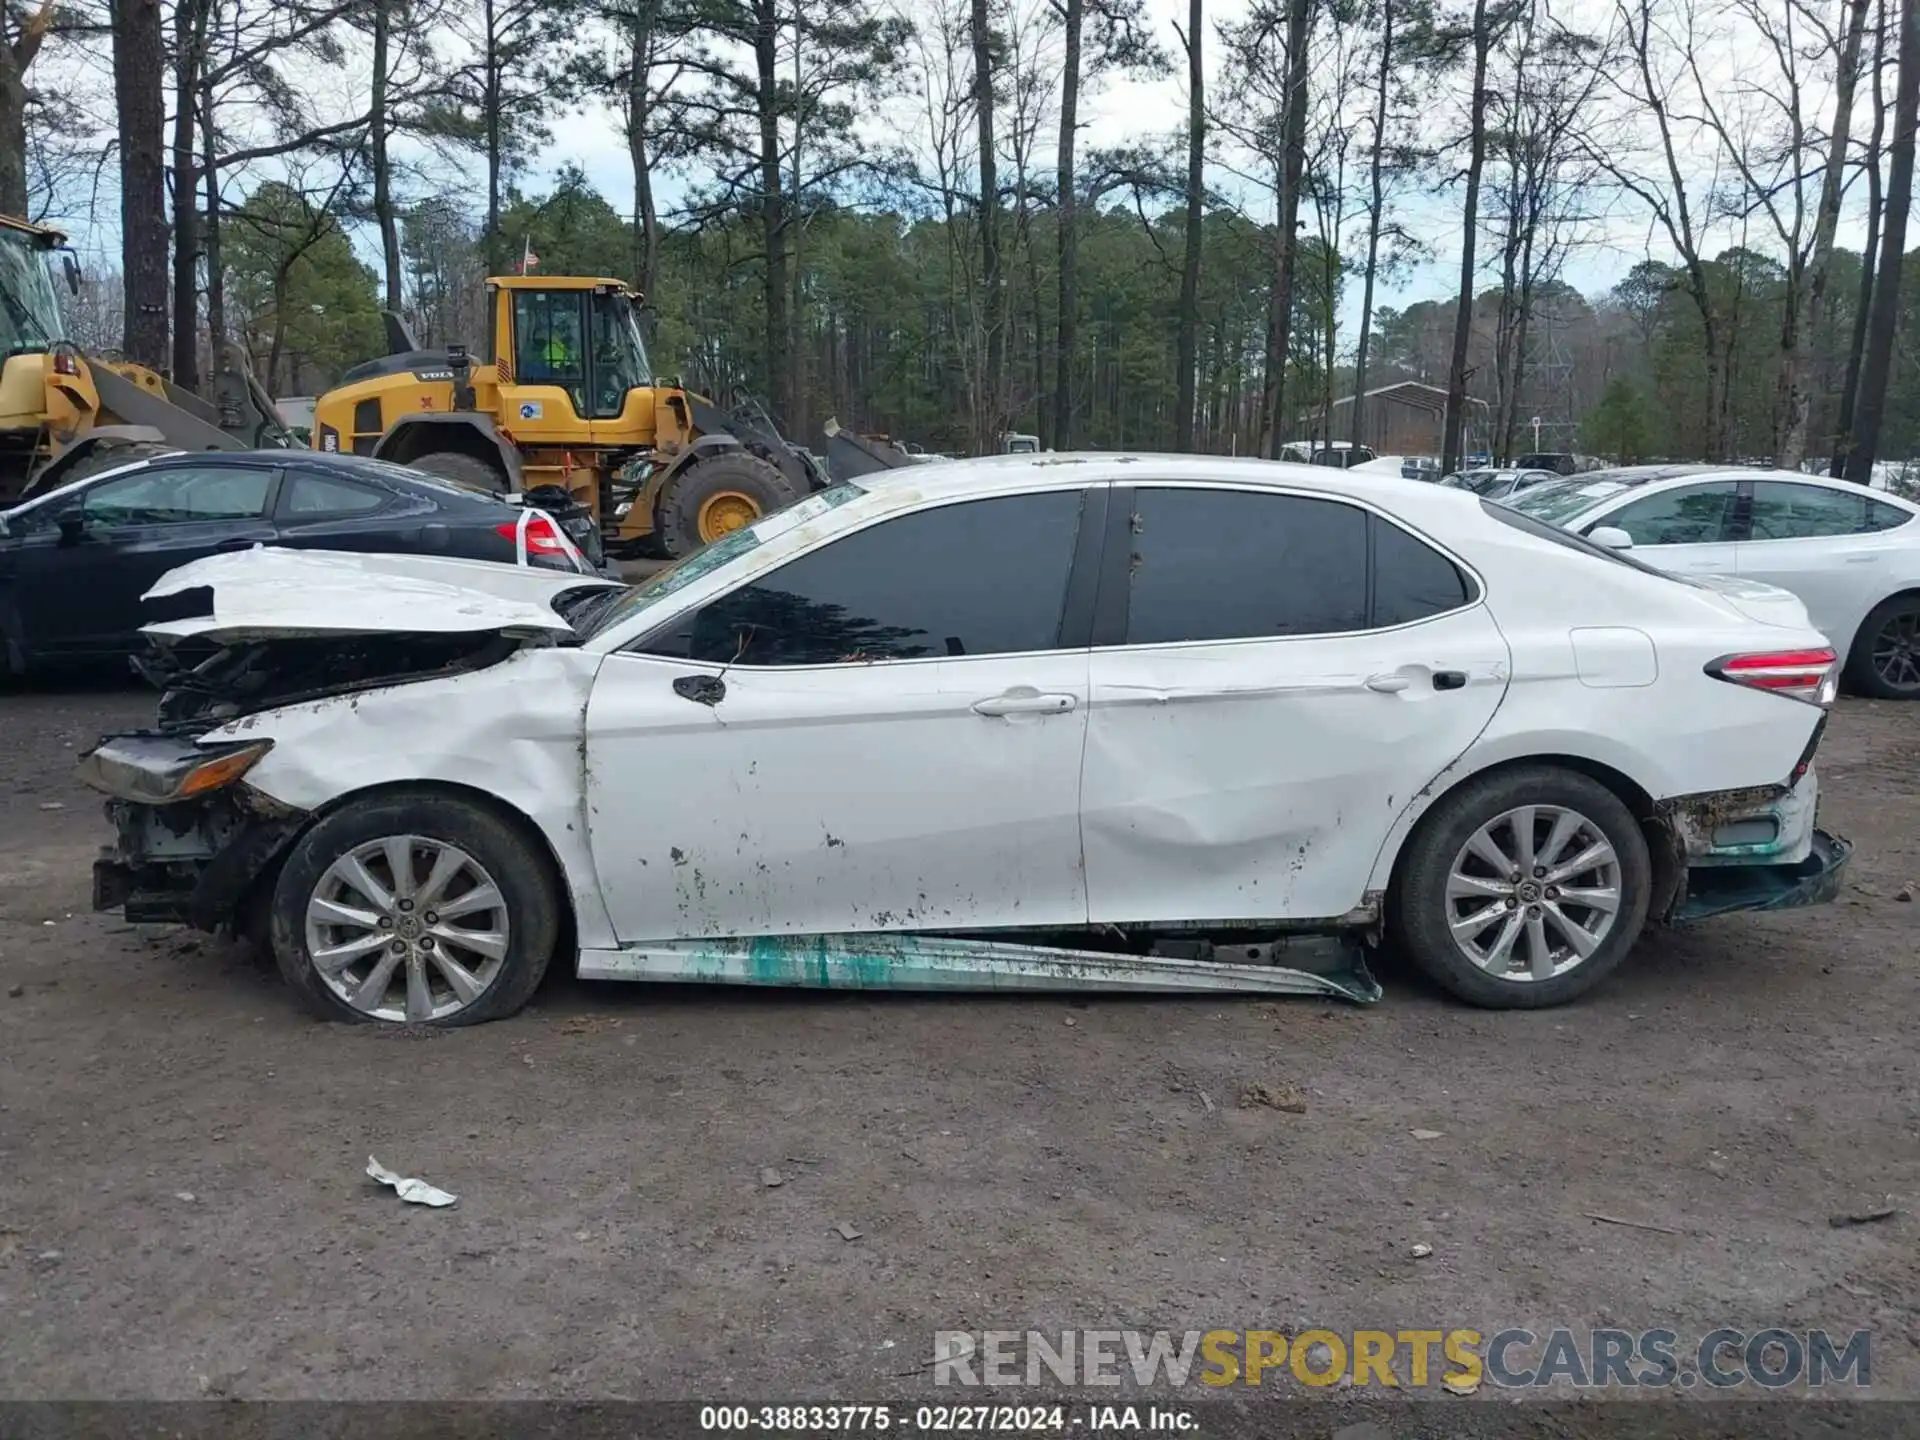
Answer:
top-left (1349, 0), bottom-right (1395, 450)
top-left (1586, 0), bottom-right (1732, 458)
top-left (1442, 0), bottom-right (1496, 472)
top-left (1173, 0), bottom-right (1203, 450)
top-left (1844, 0), bottom-right (1918, 480)
top-left (1682, 0), bottom-right (1872, 466)
top-left (1485, 7), bottom-right (1605, 462)
top-left (970, 0), bottom-right (1002, 451)
top-left (0, 0), bottom-right (54, 214)
top-left (112, 0), bottom-right (168, 370)
top-left (1835, 0), bottom-right (1890, 472)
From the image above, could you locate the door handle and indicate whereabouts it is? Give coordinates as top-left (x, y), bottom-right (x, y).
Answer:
top-left (215, 537), bottom-right (262, 552)
top-left (1364, 674), bottom-right (1411, 693)
top-left (973, 691), bottom-right (1076, 716)
top-left (1432, 670), bottom-right (1468, 691)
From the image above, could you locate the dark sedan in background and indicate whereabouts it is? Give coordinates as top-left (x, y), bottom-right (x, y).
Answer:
top-left (0, 450), bottom-right (599, 674)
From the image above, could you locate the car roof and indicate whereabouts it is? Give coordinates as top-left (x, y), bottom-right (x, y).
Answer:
top-left (859, 451), bottom-right (1473, 507)
top-left (1577, 463), bottom-right (1743, 487)
top-left (149, 448), bottom-right (507, 503)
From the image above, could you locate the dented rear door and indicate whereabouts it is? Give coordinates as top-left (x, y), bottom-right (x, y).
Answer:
top-left (1079, 483), bottom-right (1511, 925)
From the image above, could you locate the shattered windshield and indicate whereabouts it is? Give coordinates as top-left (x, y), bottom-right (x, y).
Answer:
top-left (0, 230), bottom-right (65, 357)
top-left (573, 481), bottom-right (866, 640)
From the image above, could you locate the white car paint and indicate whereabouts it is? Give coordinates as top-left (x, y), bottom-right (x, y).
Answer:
top-left (161, 455), bottom-right (1834, 964)
top-left (1507, 468), bottom-right (1920, 669)
top-left (144, 545), bottom-right (619, 642)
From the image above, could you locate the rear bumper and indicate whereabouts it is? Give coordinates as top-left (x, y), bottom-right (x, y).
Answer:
top-left (1674, 829), bottom-right (1851, 922)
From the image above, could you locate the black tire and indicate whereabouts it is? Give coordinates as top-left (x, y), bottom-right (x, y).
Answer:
top-left (268, 789), bottom-right (561, 1027)
top-left (654, 451), bottom-right (800, 559)
top-left (1388, 765), bottom-right (1652, 1009)
top-left (409, 449), bottom-right (509, 494)
top-left (1845, 593), bottom-right (1920, 699)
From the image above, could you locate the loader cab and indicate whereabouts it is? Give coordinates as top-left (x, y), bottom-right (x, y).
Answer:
top-left (0, 220), bottom-right (67, 360)
top-left (492, 278), bottom-right (653, 425)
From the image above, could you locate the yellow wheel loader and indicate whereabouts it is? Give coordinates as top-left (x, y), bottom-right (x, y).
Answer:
top-left (310, 275), bottom-right (831, 557)
top-left (0, 215), bottom-right (293, 508)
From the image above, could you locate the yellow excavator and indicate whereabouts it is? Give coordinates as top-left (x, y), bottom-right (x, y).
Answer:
top-left (0, 214), bottom-right (292, 507)
top-left (310, 274), bottom-right (830, 557)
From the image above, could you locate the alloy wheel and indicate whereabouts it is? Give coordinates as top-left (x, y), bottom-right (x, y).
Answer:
top-left (304, 834), bottom-right (511, 1023)
top-left (1871, 611), bottom-right (1920, 693)
top-left (1445, 804), bottom-right (1622, 981)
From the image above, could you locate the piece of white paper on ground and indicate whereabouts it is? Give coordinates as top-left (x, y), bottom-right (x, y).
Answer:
top-left (366, 1155), bottom-right (457, 1207)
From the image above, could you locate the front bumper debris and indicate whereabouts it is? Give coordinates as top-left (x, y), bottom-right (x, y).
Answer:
top-left (90, 791), bottom-right (307, 930)
top-left (1674, 829), bottom-right (1851, 922)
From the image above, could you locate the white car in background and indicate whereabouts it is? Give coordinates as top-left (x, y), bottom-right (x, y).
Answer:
top-left (1506, 465), bottom-right (1920, 698)
top-left (1440, 466), bottom-right (1563, 500)
top-left (81, 455), bottom-right (1848, 1027)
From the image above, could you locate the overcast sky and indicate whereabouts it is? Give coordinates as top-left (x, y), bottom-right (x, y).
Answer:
top-left (43, 0), bottom-right (1872, 340)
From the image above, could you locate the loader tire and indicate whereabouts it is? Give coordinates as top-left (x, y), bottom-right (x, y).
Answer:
top-left (655, 452), bottom-right (800, 559)
top-left (409, 450), bottom-right (509, 494)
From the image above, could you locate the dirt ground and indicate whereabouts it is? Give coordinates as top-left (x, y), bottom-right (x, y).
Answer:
top-left (1, 678), bottom-right (1916, 1406)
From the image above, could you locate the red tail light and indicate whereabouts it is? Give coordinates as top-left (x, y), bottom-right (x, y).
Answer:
top-left (496, 514), bottom-right (570, 557)
top-left (51, 350), bottom-right (78, 376)
top-left (1706, 647), bottom-right (1838, 706)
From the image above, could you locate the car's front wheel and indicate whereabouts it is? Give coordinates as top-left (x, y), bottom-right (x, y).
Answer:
top-left (1389, 765), bottom-right (1652, 1008)
top-left (269, 790), bottom-right (560, 1025)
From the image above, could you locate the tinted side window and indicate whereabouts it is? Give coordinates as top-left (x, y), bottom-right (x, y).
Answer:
top-left (1866, 498), bottom-right (1914, 532)
top-left (284, 473), bottom-right (387, 516)
top-left (1126, 488), bottom-right (1368, 643)
top-left (1599, 482), bottom-right (1739, 546)
top-left (644, 491), bottom-right (1084, 666)
top-left (82, 466), bottom-right (274, 525)
top-left (1747, 481), bottom-right (1869, 540)
top-left (1373, 515), bottom-right (1471, 625)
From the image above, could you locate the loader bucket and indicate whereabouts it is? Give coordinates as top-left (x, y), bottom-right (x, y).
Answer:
top-left (823, 419), bottom-right (919, 482)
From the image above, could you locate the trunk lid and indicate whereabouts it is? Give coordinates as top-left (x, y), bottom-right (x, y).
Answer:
top-left (1684, 572), bottom-right (1814, 631)
top-left (142, 546), bottom-right (622, 644)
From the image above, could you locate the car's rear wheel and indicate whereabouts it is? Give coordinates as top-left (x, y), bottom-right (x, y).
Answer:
top-left (269, 790), bottom-right (559, 1025)
top-left (1846, 593), bottom-right (1920, 699)
top-left (1389, 766), bottom-right (1651, 1008)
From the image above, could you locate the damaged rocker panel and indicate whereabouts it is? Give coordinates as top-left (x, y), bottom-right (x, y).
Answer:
top-left (578, 932), bottom-right (1383, 1002)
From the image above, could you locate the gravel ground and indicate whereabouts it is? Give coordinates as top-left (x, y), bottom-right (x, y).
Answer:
top-left (0, 679), bottom-right (1915, 1406)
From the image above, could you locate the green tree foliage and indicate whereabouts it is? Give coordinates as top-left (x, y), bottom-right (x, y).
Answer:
top-left (498, 165), bottom-right (635, 279)
top-left (1578, 377), bottom-right (1649, 461)
top-left (631, 196), bottom-right (1339, 454)
top-left (226, 181), bottom-right (385, 394)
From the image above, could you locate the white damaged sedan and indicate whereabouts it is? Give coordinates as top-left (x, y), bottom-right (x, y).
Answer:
top-left (82, 455), bottom-right (1849, 1024)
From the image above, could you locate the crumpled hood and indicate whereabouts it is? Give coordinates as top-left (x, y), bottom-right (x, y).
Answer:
top-left (141, 546), bottom-right (622, 644)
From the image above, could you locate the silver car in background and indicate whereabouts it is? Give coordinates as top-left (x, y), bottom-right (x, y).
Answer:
top-left (1506, 464), bottom-right (1920, 698)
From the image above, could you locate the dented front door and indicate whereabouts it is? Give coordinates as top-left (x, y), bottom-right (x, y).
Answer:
top-left (581, 488), bottom-right (1099, 942)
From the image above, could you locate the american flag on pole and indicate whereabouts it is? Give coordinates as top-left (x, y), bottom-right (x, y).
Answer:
top-left (518, 236), bottom-right (539, 274)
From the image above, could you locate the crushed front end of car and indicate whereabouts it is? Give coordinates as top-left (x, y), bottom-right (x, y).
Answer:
top-left (80, 547), bottom-right (619, 941)
top-left (82, 735), bottom-right (306, 935)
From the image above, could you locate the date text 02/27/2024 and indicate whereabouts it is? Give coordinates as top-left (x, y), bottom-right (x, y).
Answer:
top-left (697, 1404), bottom-right (1197, 1432)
